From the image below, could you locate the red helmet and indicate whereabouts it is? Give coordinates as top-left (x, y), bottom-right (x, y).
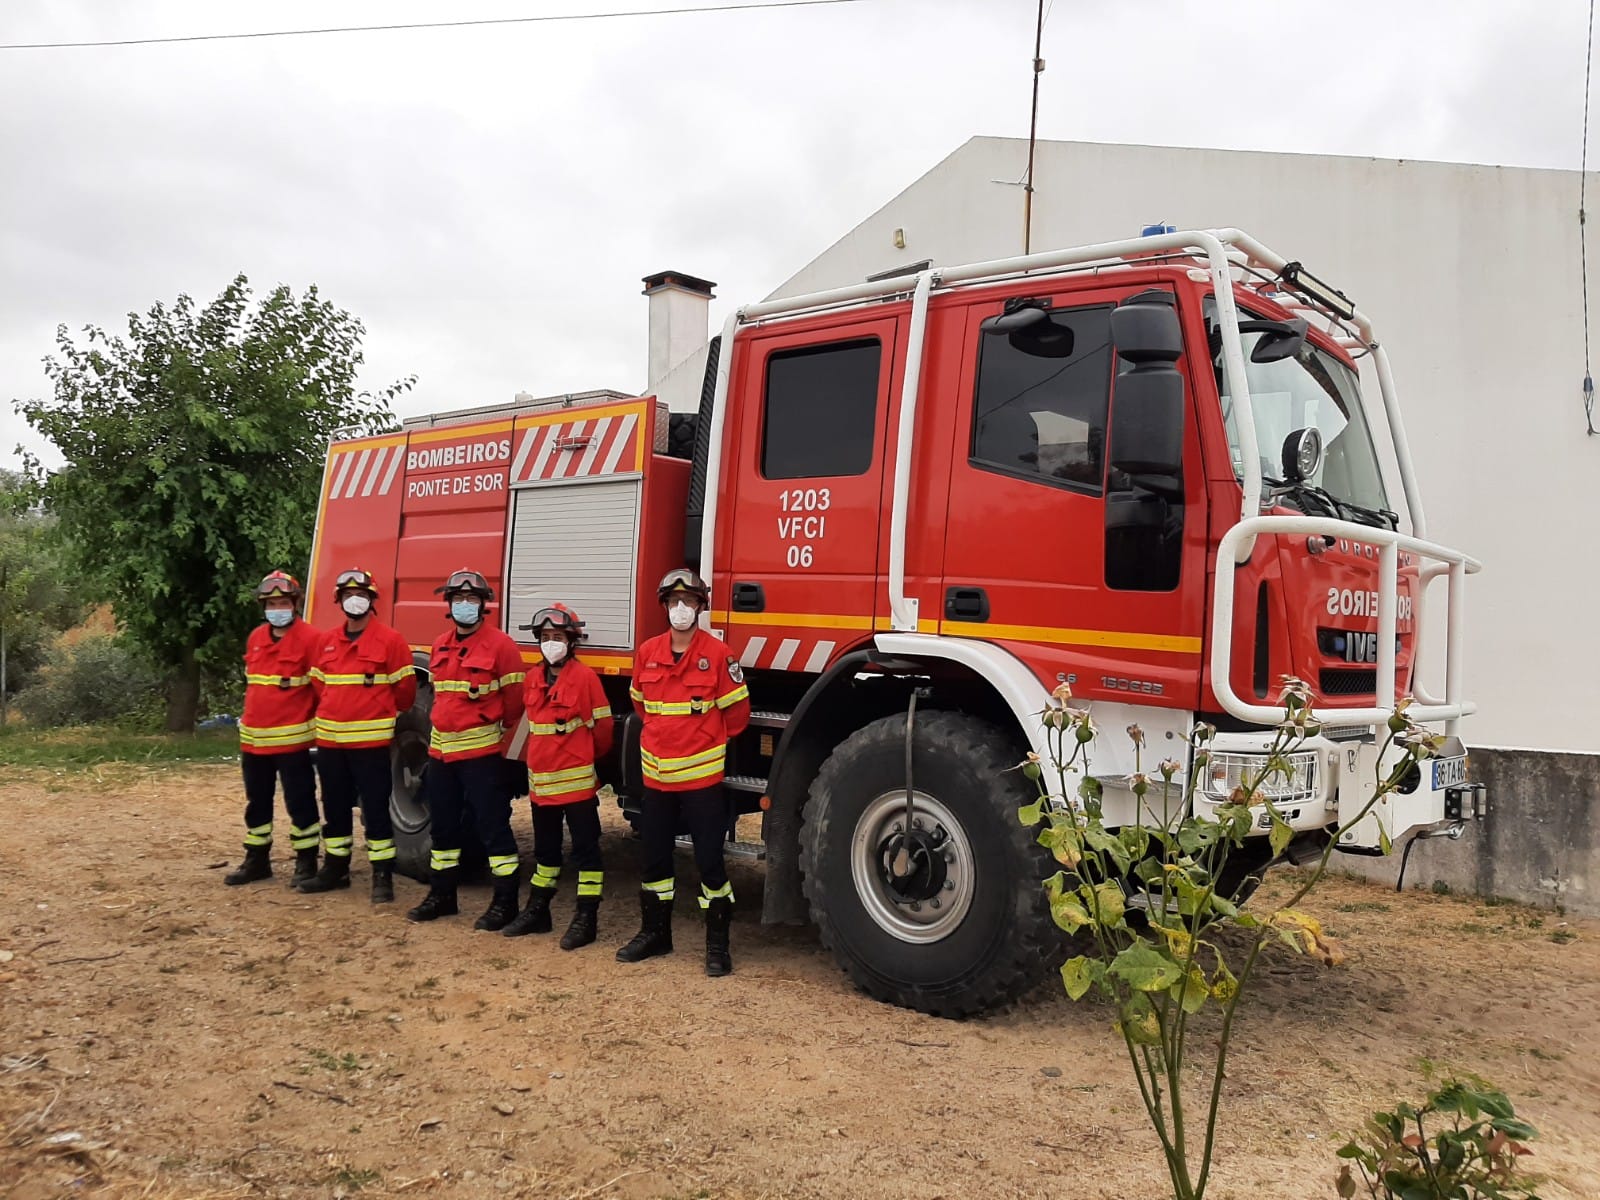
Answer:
top-left (256, 571), bottom-right (303, 603)
top-left (522, 603), bottom-right (586, 641)
top-left (656, 568), bottom-right (709, 604)
top-left (333, 568), bottom-right (379, 599)
top-left (436, 568), bottom-right (494, 602)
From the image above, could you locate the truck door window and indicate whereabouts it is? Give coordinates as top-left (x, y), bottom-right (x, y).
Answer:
top-left (760, 338), bottom-right (881, 480)
top-left (970, 304), bottom-right (1113, 494)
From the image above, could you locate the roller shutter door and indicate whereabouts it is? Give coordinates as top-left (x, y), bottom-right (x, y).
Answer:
top-left (505, 478), bottom-right (639, 649)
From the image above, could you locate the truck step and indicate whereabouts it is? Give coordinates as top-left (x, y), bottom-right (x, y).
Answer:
top-left (748, 711), bottom-right (792, 729)
top-left (675, 835), bottom-right (766, 861)
top-left (724, 774), bottom-right (769, 794)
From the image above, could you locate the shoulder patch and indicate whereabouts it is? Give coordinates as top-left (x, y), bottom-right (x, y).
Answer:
top-left (727, 657), bottom-right (744, 684)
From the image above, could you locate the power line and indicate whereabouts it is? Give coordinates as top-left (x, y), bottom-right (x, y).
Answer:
top-left (0, 0), bottom-right (868, 51)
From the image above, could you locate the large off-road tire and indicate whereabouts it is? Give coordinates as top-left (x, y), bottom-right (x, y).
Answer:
top-left (800, 711), bottom-right (1062, 1018)
top-left (390, 685), bottom-right (434, 882)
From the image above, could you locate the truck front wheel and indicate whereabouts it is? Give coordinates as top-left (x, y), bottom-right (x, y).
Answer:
top-left (800, 711), bottom-right (1061, 1018)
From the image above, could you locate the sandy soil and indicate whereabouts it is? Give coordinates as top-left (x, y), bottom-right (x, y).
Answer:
top-left (2, 762), bottom-right (1595, 1200)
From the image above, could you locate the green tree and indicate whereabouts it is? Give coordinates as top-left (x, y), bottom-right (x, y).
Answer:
top-left (15, 276), bottom-right (410, 731)
top-left (0, 468), bottom-right (85, 719)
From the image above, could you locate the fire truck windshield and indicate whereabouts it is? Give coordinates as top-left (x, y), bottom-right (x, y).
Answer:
top-left (1210, 301), bottom-right (1393, 526)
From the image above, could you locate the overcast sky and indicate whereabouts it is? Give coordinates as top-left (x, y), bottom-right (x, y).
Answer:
top-left (1, 0), bottom-right (1592, 469)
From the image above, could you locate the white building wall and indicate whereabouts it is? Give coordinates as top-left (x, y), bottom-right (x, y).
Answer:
top-left (767, 137), bottom-right (1597, 754)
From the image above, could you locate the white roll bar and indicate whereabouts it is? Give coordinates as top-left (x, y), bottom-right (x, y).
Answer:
top-left (1211, 514), bottom-right (1480, 734)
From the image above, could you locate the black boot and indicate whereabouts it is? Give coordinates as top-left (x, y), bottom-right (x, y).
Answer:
top-left (406, 870), bottom-right (459, 922)
top-left (704, 896), bottom-right (733, 977)
top-left (502, 886), bottom-right (554, 937)
top-left (560, 899), bottom-right (599, 951)
top-left (474, 879), bottom-right (521, 932)
top-left (289, 848), bottom-right (319, 889)
top-left (615, 891), bottom-right (673, 963)
top-left (224, 845), bottom-right (272, 887)
top-left (296, 854), bottom-right (351, 893)
top-left (371, 865), bottom-right (394, 905)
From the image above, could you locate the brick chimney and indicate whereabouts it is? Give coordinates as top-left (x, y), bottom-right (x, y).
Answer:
top-left (642, 270), bottom-right (716, 394)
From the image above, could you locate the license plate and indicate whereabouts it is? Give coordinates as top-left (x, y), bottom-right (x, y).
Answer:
top-left (1432, 756), bottom-right (1467, 790)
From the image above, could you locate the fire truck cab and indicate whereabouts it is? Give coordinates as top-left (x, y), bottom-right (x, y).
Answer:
top-left (308, 228), bottom-right (1483, 1017)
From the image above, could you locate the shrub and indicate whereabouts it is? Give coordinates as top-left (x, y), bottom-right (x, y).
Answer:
top-left (1337, 1078), bottom-right (1543, 1199)
top-left (15, 633), bottom-right (165, 729)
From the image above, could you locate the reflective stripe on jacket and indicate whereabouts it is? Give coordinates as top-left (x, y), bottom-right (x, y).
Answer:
top-left (427, 623), bottom-right (526, 762)
top-left (524, 656), bottom-right (614, 805)
top-left (240, 619), bottom-right (322, 755)
top-left (629, 629), bottom-right (750, 792)
top-left (311, 620), bottom-right (417, 749)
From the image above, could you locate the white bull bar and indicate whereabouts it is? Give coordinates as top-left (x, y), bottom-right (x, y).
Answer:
top-left (1210, 515), bottom-right (1481, 735)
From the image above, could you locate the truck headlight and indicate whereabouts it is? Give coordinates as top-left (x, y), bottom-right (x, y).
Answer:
top-left (1204, 751), bottom-right (1319, 803)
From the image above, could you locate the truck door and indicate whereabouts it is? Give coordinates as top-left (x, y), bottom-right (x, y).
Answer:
top-left (939, 284), bottom-right (1207, 710)
top-left (720, 315), bottom-right (900, 674)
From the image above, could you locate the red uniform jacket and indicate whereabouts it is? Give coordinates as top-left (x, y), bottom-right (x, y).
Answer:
top-left (240, 618), bottom-right (321, 755)
top-left (629, 629), bottom-right (751, 791)
top-left (426, 623), bottom-right (526, 762)
top-left (311, 621), bottom-right (417, 750)
top-left (523, 656), bottom-right (614, 805)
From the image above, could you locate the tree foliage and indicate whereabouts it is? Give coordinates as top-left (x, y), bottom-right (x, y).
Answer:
top-left (15, 276), bottom-right (410, 730)
top-left (0, 469), bottom-right (85, 711)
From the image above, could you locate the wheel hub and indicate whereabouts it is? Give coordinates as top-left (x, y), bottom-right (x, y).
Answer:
top-left (850, 790), bottom-right (976, 944)
top-left (879, 827), bottom-right (949, 903)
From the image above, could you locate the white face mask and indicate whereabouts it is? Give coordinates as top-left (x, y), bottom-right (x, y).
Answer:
top-left (667, 601), bottom-right (697, 631)
top-left (540, 639), bottom-right (569, 665)
top-left (341, 594), bottom-right (372, 618)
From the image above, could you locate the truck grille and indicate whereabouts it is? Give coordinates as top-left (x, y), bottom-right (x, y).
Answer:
top-left (1320, 668), bottom-right (1375, 696)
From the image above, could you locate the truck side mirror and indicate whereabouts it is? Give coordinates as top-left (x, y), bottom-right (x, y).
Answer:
top-left (1109, 302), bottom-right (1185, 483)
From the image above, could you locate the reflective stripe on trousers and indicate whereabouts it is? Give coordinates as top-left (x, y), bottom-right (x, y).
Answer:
top-left (642, 877), bottom-right (675, 903)
top-left (699, 880), bottom-right (734, 910)
top-left (430, 847), bottom-right (462, 873)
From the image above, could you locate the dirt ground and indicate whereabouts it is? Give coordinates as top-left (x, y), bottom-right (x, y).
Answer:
top-left (2, 763), bottom-right (1596, 1200)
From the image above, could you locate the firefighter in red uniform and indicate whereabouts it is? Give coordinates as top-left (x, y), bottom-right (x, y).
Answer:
top-left (501, 604), bottom-right (614, 948)
top-left (406, 570), bottom-right (528, 930)
top-left (225, 571), bottom-right (324, 887)
top-left (301, 569), bottom-right (417, 902)
top-left (618, 569), bottom-right (750, 976)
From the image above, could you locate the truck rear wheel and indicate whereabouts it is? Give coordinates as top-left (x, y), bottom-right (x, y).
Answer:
top-left (390, 685), bottom-right (434, 882)
top-left (800, 711), bottom-right (1061, 1018)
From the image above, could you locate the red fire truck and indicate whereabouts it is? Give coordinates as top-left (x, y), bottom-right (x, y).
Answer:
top-left (307, 228), bottom-right (1483, 1017)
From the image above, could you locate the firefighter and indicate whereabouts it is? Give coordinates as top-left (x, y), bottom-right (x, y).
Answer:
top-left (501, 604), bottom-right (614, 948)
top-left (405, 569), bottom-right (527, 930)
top-left (301, 569), bottom-right (417, 902)
top-left (226, 571), bottom-right (323, 887)
top-left (618, 569), bottom-right (750, 976)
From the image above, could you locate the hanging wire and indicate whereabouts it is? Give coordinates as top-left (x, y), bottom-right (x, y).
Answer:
top-left (1583, 0), bottom-right (1597, 434)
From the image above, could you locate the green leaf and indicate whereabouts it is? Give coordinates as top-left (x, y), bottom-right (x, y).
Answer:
top-left (1210, 955), bottom-right (1239, 1003)
top-left (1108, 943), bottom-right (1185, 992)
top-left (1085, 826), bottom-right (1132, 874)
top-left (1269, 811), bottom-right (1293, 858)
top-left (1049, 891), bottom-right (1092, 934)
top-left (1377, 821), bottom-right (1393, 856)
top-left (1060, 955), bottom-right (1096, 1000)
top-left (1176, 966), bottom-right (1209, 1014)
top-left (1018, 799), bottom-right (1043, 827)
top-left (1085, 880), bottom-right (1126, 930)
top-left (1116, 994), bottom-right (1163, 1046)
